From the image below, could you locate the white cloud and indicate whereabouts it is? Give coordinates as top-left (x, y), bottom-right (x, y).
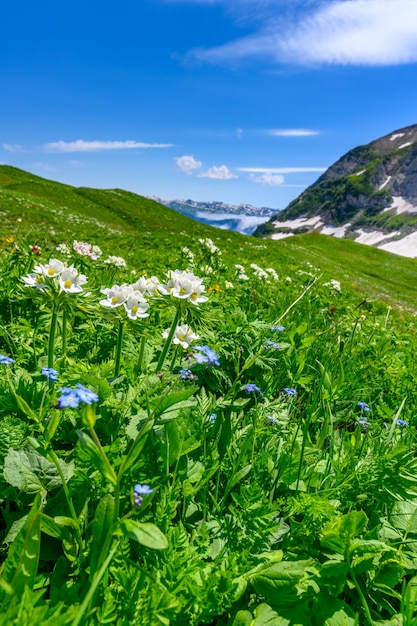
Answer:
top-left (3, 144), bottom-right (25, 153)
top-left (175, 154), bottom-right (202, 174)
top-left (269, 129), bottom-right (319, 137)
top-left (249, 172), bottom-right (284, 186)
top-left (198, 165), bottom-right (238, 179)
top-left (237, 166), bottom-right (326, 173)
top-left (190, 0), bottom-right (417, 67)
top-left (43, 140), bottom-right (174, 152)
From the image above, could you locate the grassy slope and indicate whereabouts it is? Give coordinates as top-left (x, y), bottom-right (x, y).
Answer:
top-left (1, 164), bottom-right (416, 310)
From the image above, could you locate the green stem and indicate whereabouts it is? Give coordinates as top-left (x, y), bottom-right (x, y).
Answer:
top-left (48, 448), bottom-right (85, 564)
top-left (48, 301), bottom-right (59, 369)
top-left (156, 307), bottom-right (180, 373)
top-left (71, 541), bottom-right (120, 626)
top-left (137, 333), bottom-right (146, 372)
top-left (62, 307), bottom-right (68, 358)
top-left (114, 319), bottom-right (125, 377)
top-left (350, 571), bottom-right (373, 625)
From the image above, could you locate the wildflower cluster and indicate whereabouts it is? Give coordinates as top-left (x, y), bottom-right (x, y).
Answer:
top-left (22, 258), bottom-right (87, 295)
top-left (0, 353), bottom-right (15, 366)
top-left (100, 283), bottom-right (150, 320)
top-left (42, 367), bottom-right (59, 381)
top-left (73, 240), bottom-right (102, 260)
top-left (193, 345), bottom-right (220, 366)
top-left (133, 484), bottom-right (153, 508)
top-left (104, 255), bottom-right (127, 267)
top-left (158, 269), bottom-right (208, 304)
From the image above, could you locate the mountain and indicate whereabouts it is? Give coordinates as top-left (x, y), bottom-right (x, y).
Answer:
top-left (150, 197), bottom-right (276, 234)
top-left (255, 124), bottom-right (417, 258)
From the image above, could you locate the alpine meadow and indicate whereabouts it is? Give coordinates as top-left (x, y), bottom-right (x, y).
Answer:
top-left (2, 164), bottom-right (417, 625)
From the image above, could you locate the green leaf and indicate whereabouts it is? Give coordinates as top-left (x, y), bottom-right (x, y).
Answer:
top-left (320, 511), bottom-right (368, 556)
top-left (1, 494), bottom-right (42, 601)
top-left (120, 417), bottom-right (154, 476)
top-left (89, 494), bottom-right (115, 577)
top-left (76, 430), bottom-right (117, 485)
top-left (117, 519), bottom-right (168, 550)
top-left (251, 559), bottom-right (318, 608)
top-left (3, 448), bottom-right (74, 496)
top-left (149, 388), bottom-right (197, 420)
top-left (389, 500), bottom-right (417, 534)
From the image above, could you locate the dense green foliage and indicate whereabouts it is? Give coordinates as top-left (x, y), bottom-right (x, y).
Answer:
top-left (1, 166), bottom-right (417, 624)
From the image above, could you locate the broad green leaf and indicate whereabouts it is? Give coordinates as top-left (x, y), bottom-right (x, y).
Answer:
top-left (1, 494), bottom-right (42, 600)
top-left (40, 514), bottom-right (71, 541)
top-left (149, 388), bottom-right (197, 420)
top-left (231, 610), bottom-right (253, 626)
top-left (253, 603), bottom-right (290, 625)
top-left (389, 500), bottom-right (417, 534)
top-left (312, 594), bottom-right (355, 625)
top-left (320, 511), bottom-right (368, 556)
top-left (89, 494), bottom-right (115, 577)
top-left (3, 448), bottom-right (74, 496)
top-left (118, 519), bottom-right (168, 550)
top-left (251, 559), bottom-right (318, 608)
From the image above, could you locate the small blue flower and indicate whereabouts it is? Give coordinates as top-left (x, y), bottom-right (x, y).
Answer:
top-left (396, 419), bottom-right (408, 428)
top-left (58, 391), bottom-right (80, 409)
top-left (265, 415), bottom-right (275, 425)
top-left (209, 413), bottom-right (217, 423)
top-left (265, 341), bottom-right (280, 350)
top-left (0, 354), bottom-right (15, 366)
top-left (355, 418), bottom-right (370, 430)
top-left (283, 387), bottom-right (297, 396)
top-left (193, 345), bottom-right (220, 366)
top-left (133, 483), bottom-right (153, 508)
top-left (42, 367), bottom-right (59, 382)
top-left (75, 384), bottom-right (99, 404)
top-left (357, 401), bottom-right (370, 412)
top-left (245, 383), bottom-right (263, 395)
top-left (179, 368), bottom-right (192, 380)
top-left (271, 325), bottom-right (285, 332)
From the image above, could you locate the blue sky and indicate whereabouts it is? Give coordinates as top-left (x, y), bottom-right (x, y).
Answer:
top-left (1, 0), bottom-right (417, 209)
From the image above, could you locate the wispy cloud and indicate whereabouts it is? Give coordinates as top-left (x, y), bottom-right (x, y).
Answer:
top-left (43, 140), bottom-right (174, 153)
top-left (249, 172), bottom-right (284, 186)
top-left (198, 165), bottom-right (238, 179)
top-left (237, 167), bottom-right (326, 173)
top-left (3, 144), bottom-right (25, 153)
top-left (175, 154), bottom-right (202, 174)
top-left (269, 129), bottom-right (319, 137)
top-left (189, 0), bottom-right (417, 67)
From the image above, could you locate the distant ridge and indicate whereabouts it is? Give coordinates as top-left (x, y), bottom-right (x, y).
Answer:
top-left (255, 124), bottom-right (417, 258)
top-left (151, 197), bottom-right (276, 234)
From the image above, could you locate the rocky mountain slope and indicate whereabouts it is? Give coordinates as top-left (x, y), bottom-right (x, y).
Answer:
top-left (255, 124), bottom-right (417, 258)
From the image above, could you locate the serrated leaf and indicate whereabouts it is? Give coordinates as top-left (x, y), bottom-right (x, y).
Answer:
top-left (118, 519), bottom-right (168, 550)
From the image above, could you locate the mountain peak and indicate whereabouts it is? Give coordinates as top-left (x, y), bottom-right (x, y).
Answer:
top-left (255, 124), bottom-right (417, 258)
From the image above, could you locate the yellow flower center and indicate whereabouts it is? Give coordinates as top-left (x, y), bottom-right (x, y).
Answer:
top-left (180, 287), bottom-right (187, 294)
top-left (47, 268), bottom-right (56, 276)
top-left (64, 280), bottom-right (73, 289)
top-left (131, 306), bottom-right (138, 314)
top-left (179, 335), bottom-right (185, 342)
top-left (111, 296), bottom-right (119, 304)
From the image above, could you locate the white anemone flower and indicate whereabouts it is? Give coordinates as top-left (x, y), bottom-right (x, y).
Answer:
top-left (22, 273), bottom-right (47, 289)
top-left (124, 292), bottom-right (149, 320)
top-left (162, 324), bottom-right (199, 349)
top-left (34, 258), bottom-right (65, 277)
top-left (158, 270), bottom-right (208, 305)
top-left (100, 284), bottom-right (132, 308)
top-left (59, 267), bottom-right (88, 293)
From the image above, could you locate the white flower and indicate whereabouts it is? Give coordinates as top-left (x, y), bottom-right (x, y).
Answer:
top-left (104, 255), bottom-right (126, 267)
top-left (34, 258), bottom-right (65, 277)
top-left (324, 279), bottom-right (341, 292)
top-left (225, 281), bottom-right (234, 289)
top-left (163, 324), bottom-right (199, 349)
top-left (59, 267), bottom-right (87, 293)
top-left (22, 273), bottom-right (47, 289)
top-left (158, 270), bottom-right (208, 305)
top-left (124, 292), bottom-right (149, 320)
top-left (131, 275), bottom-right (161, 297)
top-left (100, 284), bottom-right (132, 308)
top-left (56, 243), bottom-right (70, 254)
top-left (73, 240), bottom-right (102, 260)
top-left (266, 268), bottom-right (279, 281)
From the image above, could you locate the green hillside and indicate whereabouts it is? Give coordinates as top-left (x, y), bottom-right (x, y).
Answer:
top-left (1, 164), bottom-right (417, 310)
